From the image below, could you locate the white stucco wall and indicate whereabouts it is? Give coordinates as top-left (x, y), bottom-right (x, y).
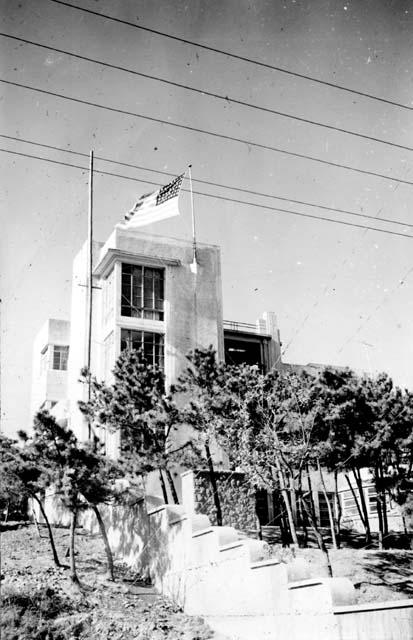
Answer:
top-left (30, 318), bottom-right (70, 421)
top-left (66, 227), bottom-right (224, 450)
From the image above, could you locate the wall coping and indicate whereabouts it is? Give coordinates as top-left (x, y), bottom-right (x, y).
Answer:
top-left (147, 504), bottom-right (167, 516)
top-left (334, 599), bottom-right (413, 615)
top-left (250, 558), bottom-right (281, 570)
top-left (219, 540), bottom-right (245, 553)
top-left (288, 578), bottom-right (323, 590)
top-left (169, 515), bottom-right (189, 525)
top-left (192, 527), bottom-right (214, 539)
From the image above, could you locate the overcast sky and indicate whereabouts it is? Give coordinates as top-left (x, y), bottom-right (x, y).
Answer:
top-left (2, 0), bottom-right (413, 436)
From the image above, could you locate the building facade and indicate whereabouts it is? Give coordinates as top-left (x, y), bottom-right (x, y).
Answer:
top-left (30, 318), bottom-right (70, 417)
top-left (32, 225), bottom-right (400, 533)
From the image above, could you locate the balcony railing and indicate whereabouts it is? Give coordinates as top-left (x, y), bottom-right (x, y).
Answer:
top-left (223, 320), bottom-right (261, 334)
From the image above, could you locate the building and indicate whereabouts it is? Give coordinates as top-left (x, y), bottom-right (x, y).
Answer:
top-left (30, 318), bottom-right (70, 417)
top-left (31, 224), bottom-right (402, 534)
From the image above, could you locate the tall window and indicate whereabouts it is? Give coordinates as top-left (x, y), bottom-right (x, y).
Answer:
top-left (121, 263), bottom-right (164, 321)
top-left (120, 329), bottom-right (164, 369)
top-left (52, 345), bottom-right (69, 370)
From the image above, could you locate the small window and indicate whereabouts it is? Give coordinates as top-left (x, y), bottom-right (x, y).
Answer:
top-left (120, 329), bottom-right (164, 369)
top-left (52, 346), bottom-right (69, 370)
top-left (341, 490), bottom-right (360, 518)
top-left (121, 263), bottom-right (164, 321)
top-left (366, 486), bottom-right (378, 515)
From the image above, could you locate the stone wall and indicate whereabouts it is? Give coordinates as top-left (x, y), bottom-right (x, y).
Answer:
top-left (190, 469), bottom-right (257, 530)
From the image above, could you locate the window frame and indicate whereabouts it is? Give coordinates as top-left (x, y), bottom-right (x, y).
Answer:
top-left (120, 263), bottom-right (165, 321)
top-left (120, 328), bottom-right (164, 369)
top-left (52, 345), bottom-right (69, 371)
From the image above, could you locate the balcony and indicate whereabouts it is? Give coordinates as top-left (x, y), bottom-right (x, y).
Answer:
top-left (223, 320), bottom-right (266, 336)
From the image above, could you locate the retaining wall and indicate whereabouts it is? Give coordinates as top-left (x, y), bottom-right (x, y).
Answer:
top-left (45, 489), bottom-right (413, 639)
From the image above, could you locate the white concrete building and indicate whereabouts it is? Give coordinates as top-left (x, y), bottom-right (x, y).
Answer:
top-left (66, 225), bottom-right (229, 455)
top-left (30, 318), bottom-right (70, 417)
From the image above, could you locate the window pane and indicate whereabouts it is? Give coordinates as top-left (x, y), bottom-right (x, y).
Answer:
top-left (121, 263), bottom-right (164, 320)
top-left (52, 346), bottom-right (69, 370)
top-left (120, 329), bottom-right (164, 369)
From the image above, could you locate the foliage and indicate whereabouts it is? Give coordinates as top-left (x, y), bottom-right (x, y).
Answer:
top-left (20, 411), bottom-right (120, 581)
top-left (79, 350), bottom-right (179, 484)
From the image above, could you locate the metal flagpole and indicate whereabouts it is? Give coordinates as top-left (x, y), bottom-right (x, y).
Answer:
top-left (87, 150), bottom-right (94, 373)
top-left (86, 150), bottom-right (94, 438)
top-left (188, 164), bottom-right (198, 274)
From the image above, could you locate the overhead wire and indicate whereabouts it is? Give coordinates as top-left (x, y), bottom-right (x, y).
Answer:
top-left (1, 32), bottom-right (412, 152)
top-left (336, 263), bottom-right (413, 355)
top-left (48, 0), bottom-right (413, 114)
top-left (3, 147), bottom-right (413, 240)
top-left (2, 78), bottom-right (413, 188)
top-left (3, 133), bottom-right (412, 230)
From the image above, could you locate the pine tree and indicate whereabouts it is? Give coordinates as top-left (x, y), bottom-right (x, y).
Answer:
top-left (21, 412), bottom-right (119, 584)
top-left (0, 433), bottom-right (61, 567)
top-left (79, 349), bottom-right (180, 503)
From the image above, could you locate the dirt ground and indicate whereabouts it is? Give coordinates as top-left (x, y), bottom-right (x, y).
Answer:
top-left (269, 544), bottom-right (413, 604)
top-left (0, 523), bottom-right (217, 640)
top-left (2, 523), bottom-right (412, 639)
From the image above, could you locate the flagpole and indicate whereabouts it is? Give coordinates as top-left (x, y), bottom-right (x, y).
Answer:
top-left (188, 164), bottom-right (197, 272)
top-left (86, 150), bottom-right (94, 441)
top-left (87, 150), bottom-right (94, 376)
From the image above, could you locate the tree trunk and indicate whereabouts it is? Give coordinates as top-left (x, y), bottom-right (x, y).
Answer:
top-left (165, 468), bottom-right (179, 505)
top-left (92, 505), bottom-right (115, 581)
top-left (3, 500), bottom-right (9, 523)
top-left (351, 468), bottom-right (372, 544)
top-left (318, 461), bottom-right (337, 550)
top-left (300, 497), bottom-right (333, 577)
top-left (205, 441), bottom-right (223, 526)
top-left (376, 495), bottom-right (384, 550)
top-left (290, 478), bottom-right (298, 528)
top-left (32, 505), bottom-right (41, 538)
top-left (274, 458), bottom-right (298, 546)
top-left (69, 508), bottom-right (80, 585)
top-left (334, 469), bottom-right (342, 548)
top-left (33, 493), bottom-right (61, 567)
top-left (305, 467), bottom-right (317, 524)
top-left (345, 474), bottom-right (366, 527)
top-left (378, 463), bottom-right (389, 537)
top-left (158, 469), bottom-right (168, 504)
top-left (382, 491), bottom-right (389, 538)
top-left (375, 468), bottom-right (385, 550)
top-left (297, 474), bottom-right (309, 547)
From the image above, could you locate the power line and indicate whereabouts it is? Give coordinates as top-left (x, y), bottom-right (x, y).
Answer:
top-left (2, 32), bottom-right (411, 153)
top-left (3, 146), bottom-right (413, 240)
top-left (3, 133), bottom-right (412, 230)
top-left (2, 78), bottom-right (413, 188)
top-left (48, 0), bottom-right (413, 114)
top-left (336, 263), bottom-right (413, 355)
top-left (280, 191), bottom-right (405, 358)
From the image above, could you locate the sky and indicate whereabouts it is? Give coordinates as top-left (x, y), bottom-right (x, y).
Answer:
top-left (2, 0), bottom-right (413, 437)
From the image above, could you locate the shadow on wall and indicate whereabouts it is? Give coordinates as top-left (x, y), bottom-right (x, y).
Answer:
top-left (83, 500), bottom-right (173, 582)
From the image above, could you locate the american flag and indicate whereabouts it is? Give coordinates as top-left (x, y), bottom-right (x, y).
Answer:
top-left (124, 174), bottom-right (185, 228)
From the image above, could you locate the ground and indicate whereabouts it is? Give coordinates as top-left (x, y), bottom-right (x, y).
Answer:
top-left (0, 522), bottom-right (216, 640)
top-left (269, 544), bottom-right (413, 604)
